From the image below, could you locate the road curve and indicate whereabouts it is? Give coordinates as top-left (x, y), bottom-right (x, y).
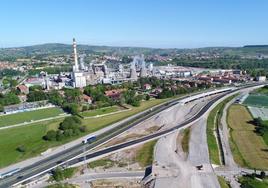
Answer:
top-left (0, 83), bottom-right (263, 187)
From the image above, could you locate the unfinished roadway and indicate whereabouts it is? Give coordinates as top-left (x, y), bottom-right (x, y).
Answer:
top-left (0, 83), bottom-right (264, 187)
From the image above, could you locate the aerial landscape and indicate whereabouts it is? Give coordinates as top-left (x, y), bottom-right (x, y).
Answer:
top-left (1, 0), bottom-right (268, 188)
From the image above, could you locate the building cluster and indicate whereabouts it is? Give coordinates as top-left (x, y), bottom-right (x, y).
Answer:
top-left (17, 39), bottom-right (266, 94)
top-left (196, 70), bottom-right (250, 84)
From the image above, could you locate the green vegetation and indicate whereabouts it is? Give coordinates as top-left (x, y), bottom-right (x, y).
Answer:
top-left (0, 119), bottom-right (62, 168)
top-left (0, 99), bottom-right (168, 168)
top-left (0, 107), bottom-right (63, 127)
top-left (243, 94), bottom-right (268, 108)
top-left (29, 66), bottom-right (72, 76)
top-left (0, 69), bottom-right (22, 79)
top-left (44, 116), bottom-right (85, 142)
top-left (217, 176), bottom-right (231, 188)
top-left (46, 183), bottom-right (76, 188)
top-left (88, 159), bottom-right (114, 169)
top-left (239, 175), bottom-right (268, 188)
top-left (181, 128), bottom-right (191, 154)
top-left (228, 105), bottom-right (268, 169)
top-left (251, 117), bottom-right (268, 145)
top-left (0, 92), bottom-right (20, 107)
top-left (136, 140), bottom-right (157, 167)
top-left (80, 106), bottom-right (120, 117)
top-left (51, 167), bottom-right (77, 182)
top-left (207, 95), bottom-right (236, 165)
top-left (255, 85), bottom-right (268, 95)
top-left (87, 158), bottom-right (127, 169)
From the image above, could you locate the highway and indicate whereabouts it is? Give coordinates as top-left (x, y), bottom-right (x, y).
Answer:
top-left (0, 83), bottom-right (262, 187)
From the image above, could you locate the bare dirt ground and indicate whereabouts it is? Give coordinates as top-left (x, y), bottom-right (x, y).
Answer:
top-left (90, 179), bottom-right (141, 188)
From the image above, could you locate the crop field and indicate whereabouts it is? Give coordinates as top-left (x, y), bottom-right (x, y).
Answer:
top-left (243, 94), bottom-right (268, 108)
top-left (0, 107), bottom-right (64, 127)
top-left (80, 106), bottom-right (122, 117)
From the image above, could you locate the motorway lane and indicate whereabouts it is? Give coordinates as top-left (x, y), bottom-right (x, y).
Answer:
top-left (0, 94), bottom-right (196, 187)
top-left (0, 84), bottom-right (262, 187)
top-left (70, 91), bottom-right (231, 165)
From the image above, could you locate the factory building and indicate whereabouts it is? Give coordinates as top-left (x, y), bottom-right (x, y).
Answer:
top-left (71, 38), bottom-right (87, 88)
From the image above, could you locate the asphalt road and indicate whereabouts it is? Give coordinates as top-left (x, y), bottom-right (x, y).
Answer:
top-left (0, 83), bottom-right (263, 187)
top-left (0, 92), bottom-right (203, 187)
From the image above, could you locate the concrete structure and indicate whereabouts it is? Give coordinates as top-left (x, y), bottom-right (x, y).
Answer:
top-left (130, 61), bottom-right (138, 81)
top-left (71, 38), bottom-right (87, 88)
top-left (257, 76), bottom-right (266, 82)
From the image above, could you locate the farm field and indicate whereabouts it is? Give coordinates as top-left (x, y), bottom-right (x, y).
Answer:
top-left (227, 104), bottom-right (268, 170)
top-left (0, 107), bottom-right (64, 127)
top-left (80, 106), bottom-right (123, 117)
top-left (243, 94), bottom-right (268, 108)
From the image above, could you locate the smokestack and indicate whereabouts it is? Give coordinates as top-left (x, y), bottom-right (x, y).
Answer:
top-left (130, 61), bottom-right (138, 80)
top-left (140, 55), bottom-right (147, 77)
top-left (73, 38), bottom-right (79, 72)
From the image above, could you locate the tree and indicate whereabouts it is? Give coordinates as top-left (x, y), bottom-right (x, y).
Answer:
top-left (64, 88), bottom-right (82, 103)
top-left (27, 91), bottom-right (47, 102)
top-left (63, 103), bottom-right (79, 115)
top-left (260, 171), bottom-right (266, 179)
top-left (9, 79), bottom-right (18, 87)
top-left (0, 92), bottom-right (20, 106)
top-left (43, 130), bottom-right (57, 141)
top-left (29, 85), bottom-right (42, 91)
top-left (59, 116), bottom-right (81, 130)
top-left (48, 90), bottom-right (64, 106)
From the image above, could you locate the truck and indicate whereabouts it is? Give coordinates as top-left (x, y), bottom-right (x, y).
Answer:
top-left (82, 136), bottom-right (97, 144)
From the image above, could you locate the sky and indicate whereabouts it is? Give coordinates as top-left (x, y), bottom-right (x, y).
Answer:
top-left (0, 0), bottom-right (268, 48)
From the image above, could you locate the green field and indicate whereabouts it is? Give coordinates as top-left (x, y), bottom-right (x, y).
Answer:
top-left (0, 107), bottom-right (64, 127)
top-left (243, 94), bottom-right (268, 108)
top-left (0, 99), bottom-right (168, 168)
top-left (80, 106), bottom-right (121, 117)
top-left (0, 119), bottom-right (62, 168)
top-left (207, 95), bottom-right (236, 165)
top-left (228, 104), bottom-right (268, 169)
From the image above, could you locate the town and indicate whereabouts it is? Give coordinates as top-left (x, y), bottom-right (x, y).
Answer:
top-left (1, 1), bottom-right (268, 188)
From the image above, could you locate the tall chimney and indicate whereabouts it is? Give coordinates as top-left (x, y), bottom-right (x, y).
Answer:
top-left (73, 38), bottom-right (79, 71)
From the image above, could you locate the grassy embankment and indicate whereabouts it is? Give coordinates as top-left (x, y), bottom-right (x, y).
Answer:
top-left (46, 184), bottom-right (76, 188)
top-left (181, 128), bottom-right (191, 154)
top-left (80, 106), bottom-right (121, 117)
top-left (136, 140), bottom-right (157, 167)
top-left (217, 176), bottom-right (231, 188)
top-left (0, 107), bottom-right (64, 127)
top-left (51, 167), bottom-right (78, 182)
top-left (239, 176), bottom-right (268, 188)
top-left (0, 99), bottom-right (167, 168)
top-left (228, 104), bottom-right (268, 169)
top-left (207, 95), bottom-right (236, 165)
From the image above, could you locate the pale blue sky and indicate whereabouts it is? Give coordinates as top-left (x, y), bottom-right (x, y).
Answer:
top-left (0, 0), bottom-right (267, 48)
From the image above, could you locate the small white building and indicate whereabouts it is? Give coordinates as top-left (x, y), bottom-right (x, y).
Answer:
top-left (257, 76), bottom-right (266, 82)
